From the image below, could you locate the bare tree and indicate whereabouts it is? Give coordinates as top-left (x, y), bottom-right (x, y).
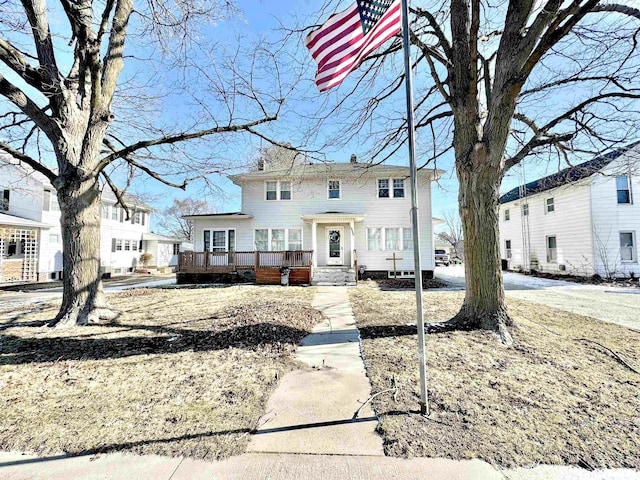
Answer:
top-left (302, 1), bottom-right (640, 343)
top-left (436, 210), bottom-right (464, 260)
top-left (156, 197), bottom-right (213, 240)
top-left (0, 0), bottom-right (290, 327)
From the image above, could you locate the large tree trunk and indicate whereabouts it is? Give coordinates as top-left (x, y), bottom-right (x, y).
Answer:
top-left (429, 143), bottom-right (515, 344)
top-left (49, 174), bottom-right (117, 327)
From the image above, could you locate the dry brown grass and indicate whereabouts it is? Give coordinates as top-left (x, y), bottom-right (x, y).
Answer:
top-left (349, 288), bottom-right (640, 469)
top-left (0, 285), bottom-right (321, 460)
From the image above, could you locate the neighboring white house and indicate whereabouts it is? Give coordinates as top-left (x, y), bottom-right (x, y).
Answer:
top-left (1, 159), bottom-right (155, 282)
top-left (142, 232), bottom-right (192, 270)
top-left (183, 157), bottom-right (442, 284)
top-left (499, 142), bottom-right (640, 278)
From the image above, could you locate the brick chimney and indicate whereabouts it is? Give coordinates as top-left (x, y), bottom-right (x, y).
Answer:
top-left (350, 154), bottom-right (357, 163)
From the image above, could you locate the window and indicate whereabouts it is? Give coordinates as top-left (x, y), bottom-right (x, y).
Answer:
top-left (254, 229), bottom-right (299, 251)
top-left (505, 240), bottom-right (512, 259)
top-left (403, 228), bottom-right (413, 251)
top-left (255, 229), bottom-right (268, 250)
top-left (367, 228), bottom-right (382, 251)
top-left (378, 178), bottom-right (406, 198)
top-left (385, 228), bottom-right (401, 251)
top-left (393, 179), bottom-right (405, 198)
top-left (49, 234), bottom-right (60, 244)
top-left (1, 189), bottom-right (9, 211)
top-left (43, 190), bottom-right (60, 211)
top-left (545, 198), bottom-right (555, 213)
top-left (133, 211), bottom-right (142, 224)
top-left (115, 239), bottom-right (122, 251)
top-left (173, 243), bottom-right (180, 255)
top-left (377, 179), bottom-right (389, 198)
top-left (212, 230), bottom-right (226, 252)
top-left (328, 180), bottom-right (341, 199)
top-left (266, 181), bottom-right (277, 200)
top-left (522, 203), bottom-right (529, 216)
top-left (131, 240), bottom-right (138, 251)
top-left (50, 194), bottom-right (60, 211)
top-left (124, 240), bottom-right (131, 251)
top-left (271, 229), bottom-right (286, 251)
top-left (111, 206), bottom-right (119, 221)
top-left (616, 176), bottom-right (632, 204)
top-left (546, 236), bottom-right (557, 262)
top-left (101, 203), bottom-right (110, 219)
top-left (280, 181), bottom-right (292, 200)
top-left (265, 181), bottom-right (292, 201)
top-left (228, 230), bottom-right (236, 252)
top-left (620, 232), bottom-right (636, 262)
top-left (288, 229), bottom-right (303, 250)
top-left (504, 209), bottom-right (510, 221)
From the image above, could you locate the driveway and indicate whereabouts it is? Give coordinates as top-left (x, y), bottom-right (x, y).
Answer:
top-left (434, 265), bottom-right (640, 331)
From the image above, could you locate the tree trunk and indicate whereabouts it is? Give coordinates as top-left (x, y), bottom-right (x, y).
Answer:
top-left (429, 144), bottom-right (515, 344)
top-left (49, 174), bottom-right (117, 327)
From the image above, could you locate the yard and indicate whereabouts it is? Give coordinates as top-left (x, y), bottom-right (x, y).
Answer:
top-left (0, 285), bottom-right (321, 460)
top-left (350, 287), bottom-right (640, 469)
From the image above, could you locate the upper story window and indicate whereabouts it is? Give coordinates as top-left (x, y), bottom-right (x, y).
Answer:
top-left (1, 189), bottom-right (9, 211)
top-left (328, 180), bottom-right (341, 199)
top-left (545, 198), bottom-right (555, 213)
top-left (42, 189), bottom-right (60, 211)
top-left (378, 178), bottom-right (405, 198)
top-left (616, 176), bottom-right (632, 204)
top-left (111, 205), bottom-right (119, 221)
top-left (504, 209), bottom-right (510, 221)
top-left (522, 203), bottom-right (529, 216)
top-left (101, 203), bottom-right (110, 219)
top-left (132, 211), bottom-right (142, 224)
top-left (265, 181), bottom-right (292, 201)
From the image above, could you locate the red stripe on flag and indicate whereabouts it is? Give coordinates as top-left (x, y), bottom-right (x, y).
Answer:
top-left (306, 0), bottom-right (401, 92)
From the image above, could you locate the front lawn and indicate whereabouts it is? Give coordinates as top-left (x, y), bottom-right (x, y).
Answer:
top-left (349, 288), bottom-right (640, 469)
top-left (0, 286), bottom-right (321, 460)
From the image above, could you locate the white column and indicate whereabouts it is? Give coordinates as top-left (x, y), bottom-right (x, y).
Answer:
top-left (350, 220), bottom-right (355, 268)
top-left (312, 220), bottom-right (317, 267)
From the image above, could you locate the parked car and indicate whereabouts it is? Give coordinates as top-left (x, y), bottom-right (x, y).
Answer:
top-left (434, 249), bottom-right (450, 266)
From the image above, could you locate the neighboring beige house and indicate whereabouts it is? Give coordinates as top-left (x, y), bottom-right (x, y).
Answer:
top-left (499, 142), bottom-right (640, 278)
top-left (182, 157), bottom-right (443, 284)
top-left (1, 158), bottom-right (153, 282)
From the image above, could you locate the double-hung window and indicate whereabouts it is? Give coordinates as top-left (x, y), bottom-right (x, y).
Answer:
top-left (255, 229), bottom-right (269, 250)
top-left (212, 231), bottom-right (226, 252)
top-left (111, 206), bottom-right (119, 221)
top-left (620, 232), bottom-right (636, 262)
top-left (522, 203), bottom-right (529, 216)
top-left (403, 229), bottom-right (413, 251)
top-left (328, 180), bottom-right (341, 199)
top-left (101, 204), bottom-right (110, 219)
top-left (265, 181), bottom-right (292, 201)
top-left (378, 178), bottom-right (406, 198)
top-left (367, 228), bottom-right (383, 251)
top-left (546, 236), bottom-right (557, 262)
top-left (504, 209), bottom-right (510, 221)
top-left (271, 229), bottom-right (286, 251)
top-left (545, 198), bottom-right (555, 213)
top-left (505, 240), bottom-right (512, 259)
top-left (288, 229), bottom-right (303, 250)
top-left (616, 176), bottom-right (632, 204)
top-left (367, 227), bottom-right (413, 251)
top-left (385, 228), bottom-right (401, 251)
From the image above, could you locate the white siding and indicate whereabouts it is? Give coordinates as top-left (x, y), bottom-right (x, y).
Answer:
top-left (499, 182), bottom-right (594, 276)
top-left (590, 157), bottom-right (640, 277)
top-left (191, 169), bottom-right (437, 272)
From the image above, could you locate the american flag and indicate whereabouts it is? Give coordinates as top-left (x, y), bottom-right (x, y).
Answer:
top-left (306, 0), bottom-right (401, 92)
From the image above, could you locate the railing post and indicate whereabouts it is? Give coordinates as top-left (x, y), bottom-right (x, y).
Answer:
top-left (204, 251), bottom-right (209, 272)
top-left (255, 251), bottom-right (259, 269)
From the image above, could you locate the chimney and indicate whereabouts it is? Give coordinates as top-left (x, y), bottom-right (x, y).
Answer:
top-left (350, 154), bottom-right (357, 163)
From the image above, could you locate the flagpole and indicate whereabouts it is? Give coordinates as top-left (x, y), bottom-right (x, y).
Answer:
top-left (400, 0), bottom-right (429, 416)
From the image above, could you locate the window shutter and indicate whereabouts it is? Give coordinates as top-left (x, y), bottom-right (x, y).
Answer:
top-left (141, 212), bottom-right (145, 225)
top-left (112, 238), bottom-right (116, 252)
top-left (131, 210), bottom-right (135, 224)
top-left (43, 190), bottom-right (52, 211)
top-left (120, 207), bottom-right (124, 222)
top-left (1, 189), bottom-right (9, 211)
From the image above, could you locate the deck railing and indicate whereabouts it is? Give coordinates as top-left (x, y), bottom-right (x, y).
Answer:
top-left (178, 250), bottom-right (313, 273)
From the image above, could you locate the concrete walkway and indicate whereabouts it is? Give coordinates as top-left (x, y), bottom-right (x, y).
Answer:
top-left (247, 285), bottom-right (383, 456)
top-left (2, 285), bottom-right (639, 479)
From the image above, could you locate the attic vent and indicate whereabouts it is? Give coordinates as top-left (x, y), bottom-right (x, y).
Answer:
top-left (350, 154), bottom-right (357, 163)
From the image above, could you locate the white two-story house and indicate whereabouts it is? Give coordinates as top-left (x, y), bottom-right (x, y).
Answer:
top-left (499, 142), bottom-right (640, 278)
top-left (181, 157), bottom-right (442, 285)
top-left (1, 158), bottom-right (162, 282)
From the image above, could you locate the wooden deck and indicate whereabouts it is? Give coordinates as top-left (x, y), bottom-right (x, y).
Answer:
top-left (178, 250), bottom-right (313, 285)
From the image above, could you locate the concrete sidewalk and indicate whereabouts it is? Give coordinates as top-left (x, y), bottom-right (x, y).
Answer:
top-left (2, 286), bottom-right (639, 479)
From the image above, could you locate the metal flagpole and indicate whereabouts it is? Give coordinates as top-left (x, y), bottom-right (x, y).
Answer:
top-left (400, 0), bottom-right (428, 416)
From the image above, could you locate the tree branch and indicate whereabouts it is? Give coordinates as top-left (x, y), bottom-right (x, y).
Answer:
top-left (0, 38), bottom-right (48, 93)
top-left (0, 140), bottom-right (56, 182)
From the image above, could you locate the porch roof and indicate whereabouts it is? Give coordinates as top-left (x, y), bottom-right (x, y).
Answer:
top-left (0, 212), bottom-right (51, 229)
top-left (301, 212), bottom-right (366, 224)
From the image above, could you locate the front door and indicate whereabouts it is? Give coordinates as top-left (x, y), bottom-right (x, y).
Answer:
top-left (326, 227), bottom-right (343, 265)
